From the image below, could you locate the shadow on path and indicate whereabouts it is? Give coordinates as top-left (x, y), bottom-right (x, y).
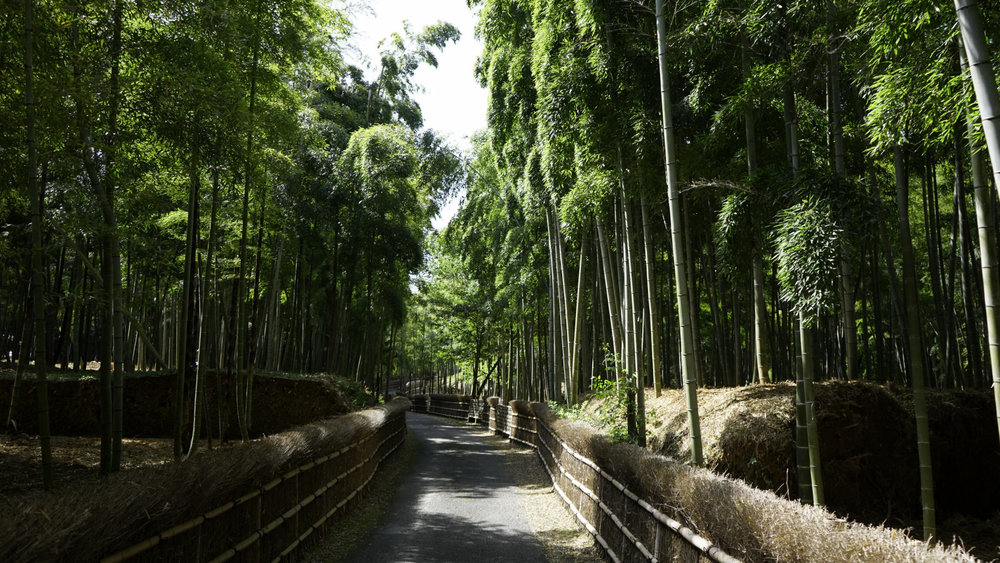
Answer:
top-left (349, 413), bottom-right (545, 562)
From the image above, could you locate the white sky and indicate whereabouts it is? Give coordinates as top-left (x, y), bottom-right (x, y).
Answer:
top-left (344, 0), bottom-right (487, 230)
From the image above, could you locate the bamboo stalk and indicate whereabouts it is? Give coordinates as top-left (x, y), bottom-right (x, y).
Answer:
top-left (655, 0), bottom-right (702, 466)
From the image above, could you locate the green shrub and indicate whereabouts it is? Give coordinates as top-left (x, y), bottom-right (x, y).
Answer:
top-left (324, 375), bottom-right (375, 409)
top-left (590, 376), bottom-right (631, 443)
top-left (551, 376), bottom-right (657, 445)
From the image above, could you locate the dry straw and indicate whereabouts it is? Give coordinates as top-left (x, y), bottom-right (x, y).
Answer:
top-left (529, 403), bottom-right (977, 563)
top-left (0, 398), bottom-right (410, 562)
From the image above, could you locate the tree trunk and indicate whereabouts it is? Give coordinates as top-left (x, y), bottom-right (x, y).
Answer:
top-left (833, 45), bottom-right (857, 381)
top-left (100, 241), bottom-right (113, 471)
top-left (175, 146), bottom-right (200, 460)
top-left (24, 0), bottom-right (53, 487)
top-left (231, 36), bottom-right (260, 443)
top-left (922, 166), bottom-right (949, 387)
top-left (188, 165), bottom-right (221, 456)
top-left (69, 0), bottom-right (125, 470)
top-left (655, 0), bottom-right (702, 466)
top-left (6, 288), bottom-right (31, 431)
top-left (640, 195), bottom-right (663, 396)
top-left (894, 146), bottom-right (937, 541)
top-left (569, 234), bottom-right (588, 405)
top-left (752, 258), bottom-right (770, 383)
top-left (784, 64), bottom-right (813, 500)
top-left (554, 211), bottom-right (575, 404)
top-left (623, 198), bottom-right (646, 445)
top-left (956, 0), bottom-right (1000, 194)
top-left (245, 195), bottom-right (267, 432)
top-left (958, 38), bottom-right (1000, 441)
top-left (596, 217), bottom-right (624, 379)
top-left (828, 0), bottom-right (846, 176)
top-left (545, 207), bottom-right (566, 404)
top-left (51, 250), bottom-right (77, 369)
top-left (683, 199), bottom-right (704, 387)
top-left (784, 82), bottom-right (801, 177)
top-left (741, 11), bottom-right (770, 385)
top-left (799, 314), bottom-right (825, 505)
top-left (954, 134), bottom-right (983, 386)
top-left (264, 234), bottom-right (284, 371)
top-left (108, 0), bottom-right (125, 472)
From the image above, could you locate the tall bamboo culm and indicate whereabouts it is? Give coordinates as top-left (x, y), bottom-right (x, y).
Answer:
top-left (955, 0), bottom-right (1000, 443)
top-left (24, 0), bottom-right (54, 490)
top-left (655, 0), bottom-right (702, 466)
top-left (894, 146), bottom-right (936, 541)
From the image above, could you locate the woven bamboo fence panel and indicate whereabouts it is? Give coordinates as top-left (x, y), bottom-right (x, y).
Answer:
top-left (425, 394), bottom-right (471, 420)
top-left (101, 408), bottom-right (407, 562)
top-left (490, 400), bottom-right (510, 436)
top-left (407, 394), bottom-right (474, 420)
top-left (409, 394), bottom-right (428, 413)
top-left (468, 397), bottom-right (489, 424)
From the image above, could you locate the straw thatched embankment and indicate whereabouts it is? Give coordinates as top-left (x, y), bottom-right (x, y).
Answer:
top-left (0, 397), bottom-right (410, 562)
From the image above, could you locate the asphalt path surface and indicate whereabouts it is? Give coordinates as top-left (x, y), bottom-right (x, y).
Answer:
top-left (349, 412), bottom-right (547, 562)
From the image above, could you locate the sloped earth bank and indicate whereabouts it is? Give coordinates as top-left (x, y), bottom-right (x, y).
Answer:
top-left (619, 381), bottom-right (1000, 560)
top-left (0, 371), bottom-right (357, 437)
top-left (0, 371), bottom-right (359, 494)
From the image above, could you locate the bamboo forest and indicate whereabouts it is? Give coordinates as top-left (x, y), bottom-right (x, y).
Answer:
top-left (2, 0), bottom-right (1000, 560)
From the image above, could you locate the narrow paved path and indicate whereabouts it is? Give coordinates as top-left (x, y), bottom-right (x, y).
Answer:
top-left (349, 413), bottom-right (547, 563)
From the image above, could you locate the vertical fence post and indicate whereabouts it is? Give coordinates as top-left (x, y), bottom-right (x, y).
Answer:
top-left (294, 469), bottom-right (300, 549)
top-left (654, 521), bottom-right (662, 561)
top-left (250, 492), bottom-right (262, 563)
top-left (488, 398), bottom-right (498, 434)
top-left (618, 479), bottom-right (628, 558)
top-left (195, 520), bottom-right (203, 562)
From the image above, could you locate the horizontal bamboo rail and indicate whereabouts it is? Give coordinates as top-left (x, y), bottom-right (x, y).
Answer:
top-left (102, 409), bottom-right (407, 562)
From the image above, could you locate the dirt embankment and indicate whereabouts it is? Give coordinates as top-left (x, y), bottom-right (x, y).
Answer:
top-left (0, 371), bottom-right (356, 438)
top-left (632, 381), bottom-right (1000, 527)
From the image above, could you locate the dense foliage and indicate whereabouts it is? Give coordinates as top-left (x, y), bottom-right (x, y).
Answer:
top-left (1, 0), bottom-right (461, 475)
top-left (6, 0), bottom-right (1000, 544)
top-left (399, 0), bottom-right (1000, 542)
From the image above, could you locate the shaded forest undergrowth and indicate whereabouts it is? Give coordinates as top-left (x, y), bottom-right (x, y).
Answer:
top-left (578, 381), bottom-right (1000, 559)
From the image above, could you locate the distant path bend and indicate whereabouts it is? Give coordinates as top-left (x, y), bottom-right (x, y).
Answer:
top-left (349, 412), bottom-right (547, 563)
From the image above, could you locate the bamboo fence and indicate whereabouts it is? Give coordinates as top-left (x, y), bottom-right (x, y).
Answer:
top-left (409, 394), bottom-right (428, 413)
top-left (415, 396), bottom-right (974, 563)
top-left (426, 396), bottom-right (738, 563)
top-left (468, 397), bottom-right (489, 424)
top-left (408, 393), bottom-right (471, 420)
top-left (529, 415), bottom-right (739, 563)
top-left (100, 407), bottom-right (407, 562)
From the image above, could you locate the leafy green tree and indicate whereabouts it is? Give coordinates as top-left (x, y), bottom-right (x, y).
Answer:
top-left (773, 193), bottom-right (844, 507)
top-left (366, 22), bottom-right (461, 128)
